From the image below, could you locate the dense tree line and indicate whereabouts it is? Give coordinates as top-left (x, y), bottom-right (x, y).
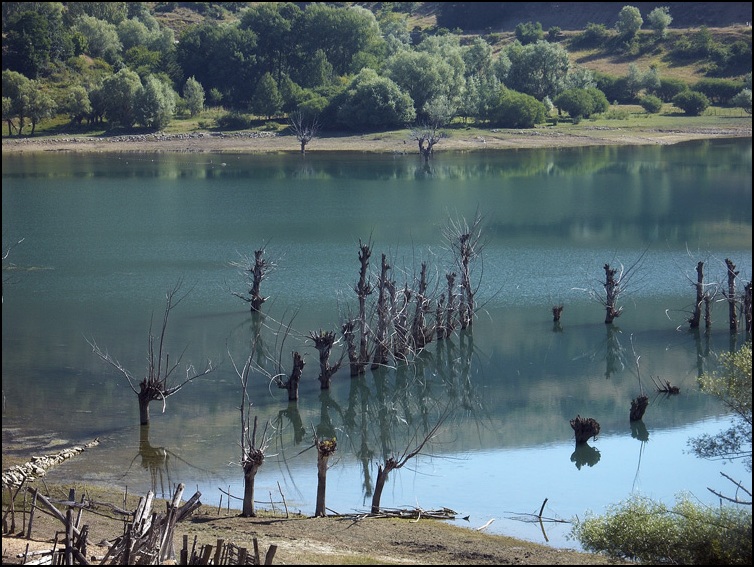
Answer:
top-left (1, 2), bottom-right (751, 135)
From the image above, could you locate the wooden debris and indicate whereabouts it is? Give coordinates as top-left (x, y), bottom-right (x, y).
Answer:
top-left (99, 483), bottom-right (201, 565)
top-left (652, 376), bottom-right (680, 394)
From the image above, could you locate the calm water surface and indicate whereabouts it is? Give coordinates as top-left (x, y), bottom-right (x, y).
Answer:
top-left (2, 139), bottom-right (751, 549)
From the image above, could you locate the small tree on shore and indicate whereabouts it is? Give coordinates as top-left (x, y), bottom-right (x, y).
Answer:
top-left (86, 280), bottom-right (215, 425)
top-left (288, 110), bottom-right (320, 154)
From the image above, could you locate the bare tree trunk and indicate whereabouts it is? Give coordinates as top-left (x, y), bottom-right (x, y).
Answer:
top-left (314, 437), bottom-right (336, 517)
top-left (286, 352), bottom-right (304, 401)
top-left (309, 330), bottom-right (341, 389)
top-left (341, 320), bottom-right (360, 377)
top-left (138, 387), bottom-right (151, 425)
top-left (242, 462), bottom-right (261, 517)
top-left (410, 262), bottom-right (432, 350)
top-left (725, 258), bottom-right (739, 332)
top-left (250, 249), bottom-right (268, 312)
top-left (690, 261), bottom-right (704, 329)
top-left (371, 459), bottom-right (398, 514)
top-left (393, 285), bottom-right (411, 361)
top-left (445, 273), bottom-right (457, 339)
top-left (372, 254), bottom-right (391, 369)
top-left (356, 241), bottom-right (372, 375)
top-left (603, 264), bottom-right (622, 324)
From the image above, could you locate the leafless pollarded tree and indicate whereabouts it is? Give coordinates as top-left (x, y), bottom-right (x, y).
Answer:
top-left (579, 247), bottom-right (649, 325)
top-left (724, 258), bottom-right (740, 332)
top-left (231, 349), bottom-right (271, 517)
top-left (409, 122), bottom-right (447, 163)
top-left (86, 280), bottom-right (215, 425)
top-left (230, 245), bottom-right (276, 313)
top-left (342, 238), bottom-right (374, 376)
top-left (288, 110), bottom-right (320, 154)
top-left (313, 430), bottom-right (337, 517)
top-left (308, 329), bottom-right (344, 389)
top-left (442, 210), bottom-right (486, 330)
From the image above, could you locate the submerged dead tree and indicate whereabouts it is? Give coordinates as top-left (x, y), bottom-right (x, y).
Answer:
top-left (582, 248), bottom-right (648, 326)
top-left (309, 329), bottom-right (344, 389)
top-left (344, 239), bottom-right (374, 376)
top-left (372, 254), bottom-right (393, 370)
top-left (443, 211), bottom-right (485, 331)
top-left (87, 280), bottom-right (215, 425)
top-left (603, 264), bottom-right (623, 324)
top-left (725, 258), bottom-right (739, 332)
top-left (690, 261), bottom-right (705, 329)
top-left (274, 351), bottom-right (305, 401)
top-left (410, 262), bottom-right (434, 350)
top-left (230, 245), bottom-right (275, 313)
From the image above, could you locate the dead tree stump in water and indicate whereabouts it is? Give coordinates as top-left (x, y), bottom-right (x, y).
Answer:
top-left (629, 395), bottom-right (649, 422)
top-left (570, 415), bottom-right (600, 444)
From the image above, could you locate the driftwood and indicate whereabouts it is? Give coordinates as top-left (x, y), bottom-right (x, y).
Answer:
top-left (99, 483), bottom-right (201, 565)
top-left (651, 376), bottom-right (680, 394)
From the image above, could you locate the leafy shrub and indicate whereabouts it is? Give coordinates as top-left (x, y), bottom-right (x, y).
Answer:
top-left (693, 78), bottom-right (745, 105)
top-left (515, 21), bottom-right (544, 45)
top-left (640, 95), bottom-right (663, 113)
top-left (215, 111), bottom-right (251, 130)
top-left (571, 492), bottom-right (752, 564)
top-left (488, 89), bottom-right (546, 128)
top-left (673, 90), bottom-right (710, 115)
top-left (571, 23), bottom-right (610, 48)
top-left (655, 77), bottom-right (688, 102)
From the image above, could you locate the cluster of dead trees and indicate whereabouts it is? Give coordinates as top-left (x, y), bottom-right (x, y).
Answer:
top-left (84, 215), bottom-right (752, 521)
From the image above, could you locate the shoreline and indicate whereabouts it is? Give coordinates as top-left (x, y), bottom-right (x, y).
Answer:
top-left (2, 122), bottom-right (751, 155)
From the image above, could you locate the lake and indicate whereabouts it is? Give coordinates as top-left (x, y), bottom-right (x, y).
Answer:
top-left (2, 138), bottom-right (751, 550)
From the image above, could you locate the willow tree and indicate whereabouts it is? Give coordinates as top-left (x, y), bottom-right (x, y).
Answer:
top-left (86, 280), bottom-right (215, 425)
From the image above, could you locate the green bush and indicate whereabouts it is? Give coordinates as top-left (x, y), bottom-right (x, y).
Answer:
top-left (673, 90), bottom-right (710, 115)
top-left (488, 89), bottom-right (546, 128)
top-left (215, 111), bottom-right (251, 130)
top-left (571, 492), bottom-right (752, 564)
top-left (640, 94), bottom-right (663, 113)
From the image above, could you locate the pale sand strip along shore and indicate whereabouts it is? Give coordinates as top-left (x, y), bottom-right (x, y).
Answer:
top-left (2, 123), bottom-right (751, 155)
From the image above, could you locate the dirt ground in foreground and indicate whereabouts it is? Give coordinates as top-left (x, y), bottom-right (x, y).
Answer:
top-left (1, 481), bottom-right (629, 565)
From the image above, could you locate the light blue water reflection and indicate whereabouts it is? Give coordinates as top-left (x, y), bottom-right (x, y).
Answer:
top-left (2, 139), bottom-right (751, 549)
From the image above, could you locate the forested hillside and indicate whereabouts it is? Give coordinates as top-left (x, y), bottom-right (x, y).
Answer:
top-left (2, 2), bottom-right (751, 138)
